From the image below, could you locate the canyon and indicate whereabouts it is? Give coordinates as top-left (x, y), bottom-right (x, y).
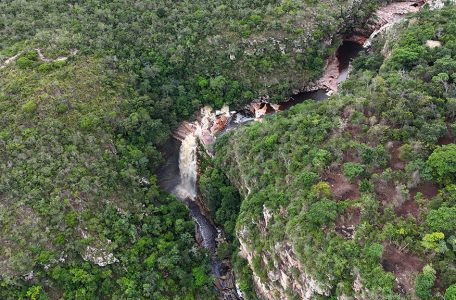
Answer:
top-left (157, 1), bottom-right (429, 298)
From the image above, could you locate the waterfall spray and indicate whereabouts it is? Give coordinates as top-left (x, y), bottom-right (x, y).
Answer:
top-left (174, 133), bottom-right (198, 200)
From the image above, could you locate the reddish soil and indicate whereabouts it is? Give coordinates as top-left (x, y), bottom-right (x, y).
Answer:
top-left (342, 33), bottom-right (367, 45)
top-left (343, 147), bottom-right (362, 163)
top-left (389, 141), bottom-right (405, 170)
top-left (393, 182), bottom-right (438, 219)
top-left (438, 123), bottom-right (455, 145)
top-left (345, 124), bottom-right (363, 139)
top-left (324, 168), bottom-right (361, 200)
top-left (409, 182), bottom-right (439, 200)
top-left (381, 243), bottom-right (424, 295)
top-left (395, 200), bottom-right (420, 219)
top-left (335, 206), bottom-right (361, 238)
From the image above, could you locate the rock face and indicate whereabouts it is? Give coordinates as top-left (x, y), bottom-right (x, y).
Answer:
top-left (79, 229), bottom-right (118, 267)
top-left (238, 212), bottom-right (329, 299)
top-left (231, 2), bottom-right (452, 299)
top-left (317, 54), bottom-right (340, 92)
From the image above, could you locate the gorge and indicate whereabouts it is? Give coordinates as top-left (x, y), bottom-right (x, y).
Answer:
top-left (1, 0), bottom-right (454, 299)
top-left (157, 1), bottom-right (428, 298)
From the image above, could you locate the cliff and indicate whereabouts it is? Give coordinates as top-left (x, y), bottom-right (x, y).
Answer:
top-left (215, 5), bottom-right (456, 299)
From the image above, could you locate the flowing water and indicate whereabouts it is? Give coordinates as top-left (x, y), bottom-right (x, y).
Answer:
top-left (157, 40), bottom-right (365, 299)
top-left (155, 27), bottom-right (382, 299)
top-left (173, 133), bottom-right (198, 201)
top-left (337, 41), bottom-right (365, 83)
top-left (156, 1), bottom-right (430, 297)
top-left (158, 133), bottom-right (237, 297)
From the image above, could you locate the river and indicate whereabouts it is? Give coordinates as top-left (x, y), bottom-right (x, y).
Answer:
top-left (157, 1), bottom-right (422, 298)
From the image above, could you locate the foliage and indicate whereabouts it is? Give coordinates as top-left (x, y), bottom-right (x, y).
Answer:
top-left (445, 284), bottom-right (456, 300)
top-left (214, 6), bottom-right (456, 299)
top-left (427, 206), bottom-right (456, 233)
top-left (421, 232), bottom-right (447, 253)
top-left (0, 0), bottom-right (386, 297)
top-left (306, 199), bottom-right (338, 226)
top-left (343, 162), bottom-right (365, 182)
top-left (427, 144), bottom-right (456, 184)
top-left (415, 265), bottom-right (437, 300)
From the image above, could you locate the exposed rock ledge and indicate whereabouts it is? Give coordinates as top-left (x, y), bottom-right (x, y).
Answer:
top-left (239, 224), bottom-right (329, 300)
top-left (0, 48), bottom-right (78, 69)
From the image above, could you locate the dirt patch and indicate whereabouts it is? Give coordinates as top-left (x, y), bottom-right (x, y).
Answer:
top-left (395, 182), bottom-right (438, 218)
top-left (335, 206), bottom-right (361, 238)
top-left (345, 124), bottom-right (363, 139)
top-left (409, 181), bottom-right (439, 200)
top-left (381, 243), bottom-right (424, 295)
top-left (395, 199), bottom-right (420, 219)
top-left (324, 168), bottom-right (360, 200)
top-left (438, 123), bottom-right (455, 145)
top-left (388, 141), bottom-right (405, 170)
top-left (343, 147), bottom-right (362, 163)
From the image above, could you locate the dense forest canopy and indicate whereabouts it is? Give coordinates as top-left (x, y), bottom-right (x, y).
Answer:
top-left (3, 0), bottom-right (455, 299)
top-left (215, 5), bottom-right (456, 299)
top-left (0, 0), bottom-right (389, 298)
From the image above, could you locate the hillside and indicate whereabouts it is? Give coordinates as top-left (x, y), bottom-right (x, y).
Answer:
top-left (214, 6), bottom-right (456, 299)
top-left (0, 0), bottom-right (388, 298)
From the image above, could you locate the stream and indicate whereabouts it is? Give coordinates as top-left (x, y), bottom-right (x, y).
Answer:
top-left (157, 40), bottom-right (363, 299)
top-left (157, 1), bottom-right (423, 298)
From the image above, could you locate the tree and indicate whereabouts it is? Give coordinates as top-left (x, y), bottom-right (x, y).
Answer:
top-left (427, 206), bottom-right (456, 233)
top-left (343, 162), bottom-right (365, 182)
top-left (415, 265), bottom-right (436, 300)
top-left (427, 144), bottom-right (456, 184)
top-left (446, 98), bottom-right (456, 119)
top-left (445, 284), bottom-right (456, 300)
top-left (421, 232), bottom-right (447, 253)
top-left (306, 199), bottom-right (338, 226)
top-left (311, 181), bottom-right (332, 198)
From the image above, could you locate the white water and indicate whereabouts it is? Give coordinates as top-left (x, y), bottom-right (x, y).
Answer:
top-left (173, 133), bottom-right (198, 200)
top-left (363, 21), bottom-right (398, 48)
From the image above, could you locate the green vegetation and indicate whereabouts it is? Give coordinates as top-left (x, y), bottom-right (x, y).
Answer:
top-left (446, 284), bottom-right (456, 300)
top-left (415, 265), bottom-right (437, 300)
top-left (428, 144), bottom-right (456, 184)
top-left (214, 6), bottom-right (456, 299)
top-left (1, 0), bottom-right (388, 297)
top-left (2, 0), bottom-right (455, 298)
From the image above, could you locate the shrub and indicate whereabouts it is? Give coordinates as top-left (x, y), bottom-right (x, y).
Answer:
top-left (311, 181), bottom-right (331, 198)
top-left (343, 162), bottom-right (365, 182)
top-left (80, 114), bottom-right (100, 130)
top-left (421, 232), bottom-right (447, 253)
top-left (16, 57), bottom-right (34, 69)
top-left (415, 265), bottom-right (436, 300)
top-left (297, 171), bottom-right (318, 188)
top-left (445, 284), bottom-right (456, 300)
top-left (427, 144), bottom-right (456, 184)
top-left (22, 100), bottom-right (37, 114)
top-left (306, 199), bottom-right (338, 226)
top-left (55, 103), bottom-right (69, 113)
top-left (427, 206), bottom-right (456, 233)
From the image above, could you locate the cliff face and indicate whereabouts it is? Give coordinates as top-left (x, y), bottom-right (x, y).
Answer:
top-left (215, 4), bottom-right (456, 300)
top-left (238, 220), bottom-right (329, 300)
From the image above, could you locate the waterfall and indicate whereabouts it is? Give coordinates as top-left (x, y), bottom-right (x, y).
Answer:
top-left (174, 133), bottom-right (198, 200)
top-left (363, 21), bottom-right (397, 48)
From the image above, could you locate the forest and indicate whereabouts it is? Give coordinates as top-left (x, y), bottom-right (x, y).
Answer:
top-left (1, 0), bottom-right (455, 299)
top-left (0, 0), bottom-right (389, 298)
top-left (214, 5), bottom-right (456, 299)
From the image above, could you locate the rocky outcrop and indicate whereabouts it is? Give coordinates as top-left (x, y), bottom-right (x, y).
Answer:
top-left (316, 54), bottom-right (340, 92)
top-left (239, 221), bottom-right (329, 299)
top-left (0, 53), bottom-right (22, 69)
top-left (0, 48), bottom-right (78, 70)
top-left (79, 228), bottom-right (118, 267)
